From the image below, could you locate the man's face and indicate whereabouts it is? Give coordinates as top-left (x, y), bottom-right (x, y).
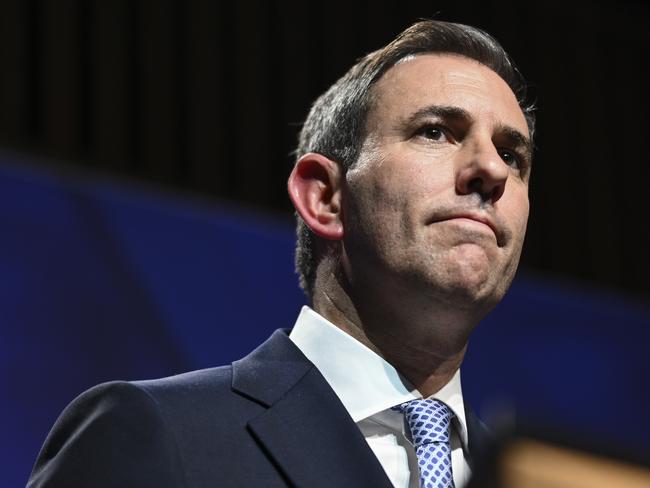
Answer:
top-left (341, 54), bottom-right (531, 313)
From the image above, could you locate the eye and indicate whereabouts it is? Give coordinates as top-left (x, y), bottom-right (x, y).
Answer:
top-left (498, 149), bottom-right (521, 168)
top-left (415, 124), bottom-right (450, 142)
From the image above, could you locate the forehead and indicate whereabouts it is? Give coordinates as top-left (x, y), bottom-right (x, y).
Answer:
top-left (368, 53), bottom-right (528, 135)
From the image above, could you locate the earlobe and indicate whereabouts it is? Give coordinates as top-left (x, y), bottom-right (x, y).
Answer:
top-left (287, 153), bottom-right (344, 240)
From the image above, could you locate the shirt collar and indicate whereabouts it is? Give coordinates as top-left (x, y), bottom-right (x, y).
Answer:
top-left (289, 305), bottom-right (469, 448)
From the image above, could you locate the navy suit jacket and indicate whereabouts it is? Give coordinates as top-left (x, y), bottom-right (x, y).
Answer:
top-left (28, 329), bottom-right (490, 487)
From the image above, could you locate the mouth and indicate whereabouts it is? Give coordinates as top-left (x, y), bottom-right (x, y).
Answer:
top-left (432, 211), bottom-right (505, 246)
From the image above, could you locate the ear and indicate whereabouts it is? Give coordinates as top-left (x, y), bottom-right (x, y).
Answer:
top-left (287, 152), bottom-right (344, 240)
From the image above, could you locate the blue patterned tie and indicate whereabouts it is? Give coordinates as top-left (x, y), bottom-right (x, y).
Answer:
top-left (395, 399), bottom-right (455, 488)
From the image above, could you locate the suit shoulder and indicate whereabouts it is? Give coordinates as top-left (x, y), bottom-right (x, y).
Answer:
top-left (27, 374), bottom-right (231, 488)
top-left (34, 368), bottom-right (233, 444)
top-left (133, 364), bottom-right (233, 394)
top-left (129, 365), bottom-right (236, 411)
top-left (35, 380), bottom-right (174, 444)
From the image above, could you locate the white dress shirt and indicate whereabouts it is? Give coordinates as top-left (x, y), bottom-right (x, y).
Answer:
top-left (289, 306), bottom-right (472, 488)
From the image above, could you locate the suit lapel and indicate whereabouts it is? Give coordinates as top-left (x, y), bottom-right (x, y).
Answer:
top-left (464, 403), bottom-right (494, 468)
top-left (232, 330), bottom-right (393, 488)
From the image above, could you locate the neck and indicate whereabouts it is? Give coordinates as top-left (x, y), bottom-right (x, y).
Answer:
top-left (312, 259), bottom-right (474, 397)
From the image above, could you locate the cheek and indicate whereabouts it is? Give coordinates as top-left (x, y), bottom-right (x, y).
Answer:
top-left (517, 197), bottom-right (530, 232)
top-left (346, 149), bottom-right (452, 233)
top-left (506, 198), bottom-right (529, 254)
top-left (349, 168), bottom-right (409, 215)
top-left (344, 174), bottom-right (415, 258)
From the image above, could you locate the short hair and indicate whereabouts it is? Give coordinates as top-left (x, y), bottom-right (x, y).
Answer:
top-left (293, 19), bottom-right (536, 298)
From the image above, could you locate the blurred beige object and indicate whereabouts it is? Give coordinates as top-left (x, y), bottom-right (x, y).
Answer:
top-left (500, 438), bottom-right (650, 488)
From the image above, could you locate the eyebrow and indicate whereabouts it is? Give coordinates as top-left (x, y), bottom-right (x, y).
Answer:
top-left (406, 105), bottom-right (470, 125)
top-left (406, 104), bottom-right (534, 162)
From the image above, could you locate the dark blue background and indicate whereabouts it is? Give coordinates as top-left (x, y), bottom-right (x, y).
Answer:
top-left (2, 156), bottom-right (649, 486)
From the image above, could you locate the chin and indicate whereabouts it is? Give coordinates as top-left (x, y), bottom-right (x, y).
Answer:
top-left (440, 275), bottom-right (500, 306)
top-left (422, 247), bottom-right (508, 310)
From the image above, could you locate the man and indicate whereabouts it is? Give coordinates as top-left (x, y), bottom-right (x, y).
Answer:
top-left (28, 20), bottom-right (534, 488)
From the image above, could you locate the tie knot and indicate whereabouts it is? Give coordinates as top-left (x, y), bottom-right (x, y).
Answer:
top-left (395, 399), bottom-right (453, 448)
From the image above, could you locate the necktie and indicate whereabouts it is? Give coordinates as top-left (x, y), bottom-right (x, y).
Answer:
top-left (396, 399), bottom-right (455, 488)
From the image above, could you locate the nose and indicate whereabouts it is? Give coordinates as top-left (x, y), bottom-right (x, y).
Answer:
top-left (455, 137), bottom-right (509, 203)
